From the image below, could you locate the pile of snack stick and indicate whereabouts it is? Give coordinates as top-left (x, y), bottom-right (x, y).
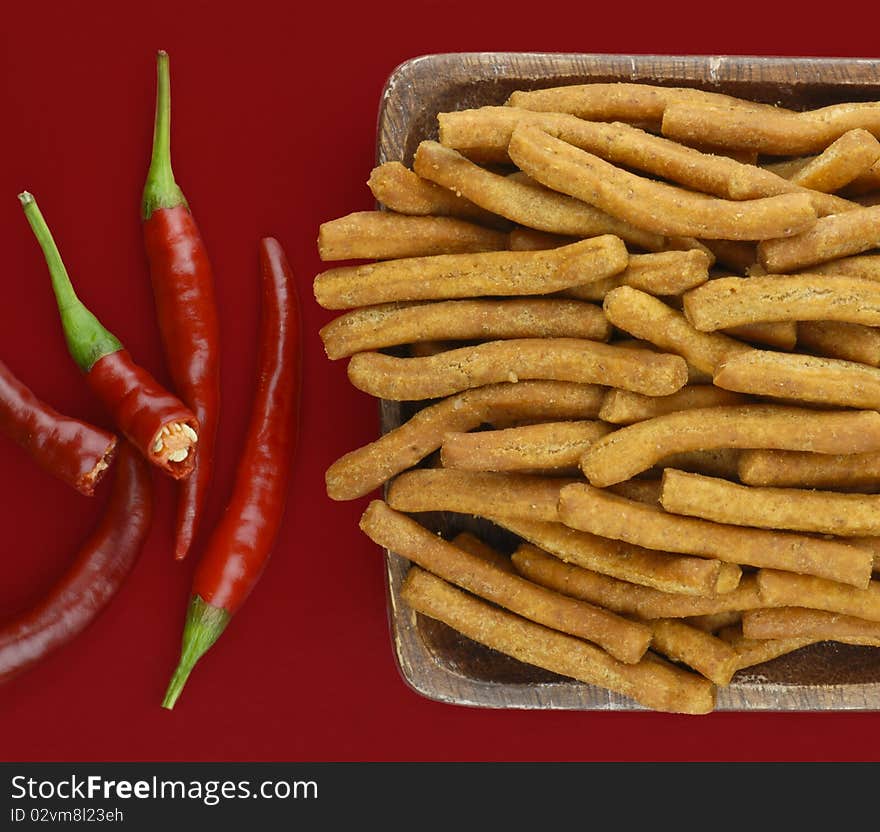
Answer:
top-left (313, 81), bottom-right (880, 714)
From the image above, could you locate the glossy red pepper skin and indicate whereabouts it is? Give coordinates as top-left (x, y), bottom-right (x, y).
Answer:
top-left (193, 237), bottom-right (300, 613)
top-left (87, 349), bottom-right (199, 480)
top-left (143, 206), bottom-right (220, 558)
top-left (0, 443), bottom-right (152, 684)
top-left (0, 359), bottom-right (117, 495)
top-left (163, 238), bottom-right (300, 709)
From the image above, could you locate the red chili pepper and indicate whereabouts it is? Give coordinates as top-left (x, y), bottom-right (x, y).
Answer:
top-left (0, 358), bottom-right (117, 495)
top-left (19, 191), bottom-right (200, 480)
top-left (142, 50), bottom-right (221, 559)
top-left (162, 237), bottom-right (301, 710)
top-left (0, 442), bottom-right (152, 684)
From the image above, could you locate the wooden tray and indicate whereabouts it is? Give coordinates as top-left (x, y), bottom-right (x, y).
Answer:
top-left (375, 52), bottom-right (880, 711)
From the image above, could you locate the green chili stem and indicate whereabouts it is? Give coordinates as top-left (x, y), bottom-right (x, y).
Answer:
top-left (18, 192), bottom-right (122, 373)
top-left (142, 49), bottom-right (188, 220)
top-left (162, 595), bottom-right (230, 710)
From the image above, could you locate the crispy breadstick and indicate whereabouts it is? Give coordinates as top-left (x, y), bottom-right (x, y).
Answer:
top-left (558, 482), bottom-right (872, 588)
top-left (738, 448), bottom-right (880, 492)
top-left (723, 322), bottom-right (797, 351)
top-left (362, 501), bottom-right (653, 663)
top-left (599, 385), bottom-right (750, 425)
top-left (798, 253), bottom-right (880, 281)
top-left (797, 321), bottom-right (880, 367)
top-left (508, 227), bottom-right (578, 251)
top-left (606, 478), bottom-right (662, 505)
top-left (313, 234), bottom-right (628, 309)
top-left (648, 619), bottom-right (740, 685)
top-left (700, 240), bottom-right (758, 273)
top-left (511, 544), bottom-right (761, 619)
top-left (714, 349), bottom-right (880, 410)
top-left (505, 82), bottom-right (788, 123)
top-left (718, 626), bottom-right (816, 673)
top-left (507, 124), bottom-right (817, 240)
top-left (782, 129), bottom-right (880, 193)
top-left (386, 469), bottom-right (577, 523)
top-left (757, 569), bottom-right (880, 623)
top-left (580, 405), bottom-right (880, 487)
top-left (496, 516), bottom-right (739, 596)
top-left (347, 338), bottom-right (689, 401)
top-left (400, 566), bottom-right (716, 713)
top-left (366, 161), bottom-right (509, 229)
top-left (844, 160), bottom-right (880, 197)
top-left (325, 380), bottom-right (605, 501)
top-left (660, 468), bottom-right (880, 537)
top-left (758, 206), bottom-right (880, 272)
top-left (317, 211), bottom-right (509, 261)
top-left (562, 250), bottom-right (711, 303)
top-left (661, 99), bottom-right (880, 155)
top-left (451, 531), bottom-right (515, 573)
top-left (685, 612), bottom-right (743, 633)
top-left (319, 298), bottom-right (611, 360)
top-left (655, 449), bottom-right (742, 480)
top-left (440, 420), bottom-right (612, 473)
top-left (684, 273), bottom-right (880, 331)
top-left (603, 286), bottom-right (751, 375)
top-left (438, 106), bottom-right (850, 216)
top-left (412, 140), bottom-right (666, 250)
top-left (742, 607), bottom-right (880, 645)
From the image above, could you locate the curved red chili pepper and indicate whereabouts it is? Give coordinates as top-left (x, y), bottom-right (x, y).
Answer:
top-left (162, 237), bottom-right (301, 709)
top-left (142, 51), bottom-right (221, 557)
top-left (0, 358), bottom-right (117, 495)
top-left (19, 191), bottom-right (200, 480)
top-left (0, 443), bottom-right (152, 684)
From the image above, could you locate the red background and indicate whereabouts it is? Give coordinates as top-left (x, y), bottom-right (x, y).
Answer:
top-left (1, 0), bottom-right (879, 763)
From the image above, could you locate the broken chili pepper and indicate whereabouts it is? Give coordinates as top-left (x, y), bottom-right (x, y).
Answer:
top-left (142, 49), bottom-right (221, 559)
top-left (0, 358), bottom-right (117, 495)
top-left (19, 191), bottom-right (200, 480)
top-left (162, 237), bottom-right (301, 709)
top-left (0, 442), bottom-right (152, 685)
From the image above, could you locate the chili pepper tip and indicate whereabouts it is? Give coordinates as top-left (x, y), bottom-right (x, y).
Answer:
top-left (162, 595), bottom-right (229, 710)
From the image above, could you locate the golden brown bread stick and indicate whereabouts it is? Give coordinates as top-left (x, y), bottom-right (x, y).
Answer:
top-left (648, 619), bottom-right (740, 686)
top-left (581, 405), bottom-right (880, 488)
top-left (700, 240), bottom-right (758, 273)
top-left (505, 82), bottom-right (788, 123)
top-left (558, 482), bottom-right (872, 588)
top-left (325, 380), bottom-right (605, 501)
top-left (412, 140), bottom-right (667, 250)
top-left (603, 286), bottom-right (751, 375)
top-left (655, 449), bottom-right (742, 480)
top-left (316, 211), bottom-right (509, 261)
top-left (782, 129), bottom-right (880, 193)
top-left (797, 253), bottom-right (880, 281)
top-left (737, 448), bottom-right (880, 492)
top-left (718, 626), bottom-right (816, 673)
top-left (562, 250), bottom-right (711, 302)
top-left (685, 612), bottom-right (743, 634)
top-left (440, 420), bottom-right (612, 473)
top-left (366, 161), bottom-right (510, 229)
top-left (319, 298), bottom-right (611, 360)
top-left (684, 273), bottom-right (880, 331)
top-left (714, 349), bottom-right (880, 409)
top-left (508, 227), bottom-right (579, 251)
top-left (599, 385), bottom-right (750, 425)
top-left (660, 468), bottom-right (880, 537)
top-left (723, 322), bottom-right (797, 351)
top-left (511, 544), bottom-right (761, 619)
top-left (386, 468), bottom-right (577, 523)
top-left (844, 159), bottom-right (880, 197)
top-left (741, 607), bottom-right (880, 645)
top-left (313, 234), bottom-right (628, 310)
top-left (606, 478), bottom-right (662, 505)
top-left (796, 321), bottom-right (880, 367)
top-left (661, 99), bottom-right (880, 155)
top-left (758, 206), bottom-right (880, 272)
top-left (451, 531), bottom-right (515, 573)
top-left (757, 569), bottom-right (880, 623)
top-left (347, 338), bottom-right (689, 401)
top-left (400, 566), bottom-right (716, 714)
top-left (507, 124), bottom-right (818, 241)
top-left (496, 516), bottom-right (739, 596)
top-left (439, 106), bottom-right (850, 216)
top-left (362, 502), bottom-right (653, 664)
